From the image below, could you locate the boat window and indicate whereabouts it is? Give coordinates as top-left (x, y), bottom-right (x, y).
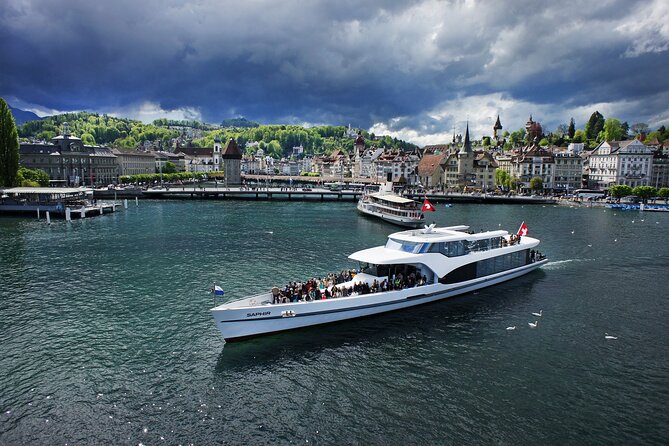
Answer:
top-left (439, 249), bottom-right (531, 283)
top-left (443, 241), bottom-right (466, 256)
top-left (386, 239), bottom-right (431, 254)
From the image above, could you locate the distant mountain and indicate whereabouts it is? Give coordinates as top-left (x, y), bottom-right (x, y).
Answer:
top-left (221, 117), bottom-right (259, 128)
top-left (9, 106), bottom-right (43, 125)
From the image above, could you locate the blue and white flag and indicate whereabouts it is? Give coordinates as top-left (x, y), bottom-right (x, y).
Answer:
top-left (213, 285), bottom-right (225, 296)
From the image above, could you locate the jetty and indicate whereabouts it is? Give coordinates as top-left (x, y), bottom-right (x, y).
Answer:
top-left (0, 187), bottom-right (117, 219)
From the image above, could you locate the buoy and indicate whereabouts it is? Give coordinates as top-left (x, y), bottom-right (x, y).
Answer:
top-left (135, 197), bottom-right (139, 206)
top-left (46, 211), bottom-right (51, 225)
top-left (123, 199), bottom-right (128, 209)
top-left (65, 207), bottom-right (71, 222)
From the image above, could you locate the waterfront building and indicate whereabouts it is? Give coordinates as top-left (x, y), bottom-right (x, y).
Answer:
top-left (650, 150), bottom-right (669, 189)
top-left (112, 149), bottom-right (156, 176)
top-left (588, 139), bottom-right (653, 189)
top-left (178, 145), bottom-right (219, 173)
top-left (553, 150), bottom-right (583, 193)
top-left (19, 124), bottom-right (118, 186)
top-left (154, 151), bottom-right (187, 173)
top-left (514, 144), bottom-right (555, 192)
top-left (280, 160), bottom-right (300, 176)
top-left (371, 150), bottom-right (419, 184)
top-left (417, 154), bottom-right (447, 188)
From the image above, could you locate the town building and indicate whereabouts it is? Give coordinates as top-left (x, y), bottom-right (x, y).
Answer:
top-left (112, 149), bottom-right (156, 176)
top-left (417, 154), bottom-right (447, 188)
top-left (552, 150), bottom-right (583, 193)
top-left (19, 123), bottom-right (118, 186)
top-left (588, 139), bottom-right (653, 189)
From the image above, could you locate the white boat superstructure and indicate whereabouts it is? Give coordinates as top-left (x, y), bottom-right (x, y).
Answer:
top-left (357, 182), bottom-right (425, 227)
top-left (211, 224), bottom-right (547, 341)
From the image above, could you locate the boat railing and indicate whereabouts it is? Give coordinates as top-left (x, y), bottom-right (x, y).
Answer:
top-left (220, 291), bottom-right (273, 308)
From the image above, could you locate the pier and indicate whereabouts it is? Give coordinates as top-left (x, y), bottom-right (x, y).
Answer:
top-left (0, 187), bottom-right (118, 219)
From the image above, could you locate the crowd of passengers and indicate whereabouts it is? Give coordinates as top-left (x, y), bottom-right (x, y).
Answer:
top-left (529, 249), bottom-right (545, 262)
top-left (272, 270), bottom-right (429, 304)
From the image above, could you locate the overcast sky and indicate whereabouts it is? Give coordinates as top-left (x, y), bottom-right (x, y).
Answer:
top-left (2, 0), bottom-right (668, 145)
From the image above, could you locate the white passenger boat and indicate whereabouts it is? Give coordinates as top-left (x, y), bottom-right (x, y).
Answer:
top-left (357, 182), bottom-right (425, 228)
top-left (210, 223), bottom-right (547, 341)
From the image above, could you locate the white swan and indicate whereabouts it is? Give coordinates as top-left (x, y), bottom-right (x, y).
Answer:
top-left (528, 321), bottom-right (538, 328)
top-left (506, 326), bottom-right (516, 331)
top-left (532, 310), bottom-right (543, 317)
top-left (605, 333), bottom-right (618, 340)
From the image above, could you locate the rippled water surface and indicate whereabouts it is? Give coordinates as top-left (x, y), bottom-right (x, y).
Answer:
top-left (1, 200), bottom-right (668, 445)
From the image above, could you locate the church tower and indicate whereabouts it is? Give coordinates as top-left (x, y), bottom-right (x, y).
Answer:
top-left (457, 122), bottom-right (473, 189)
top-left (213, 138), bottom-right (221, 170)
top-left (493, 115), bottom-right (502, 140)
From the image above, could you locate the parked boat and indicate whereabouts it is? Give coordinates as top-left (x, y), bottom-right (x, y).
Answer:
top-left (210, 223), bottom-right (547, 341)
top-left (357, 182), bottom-right (425, 227)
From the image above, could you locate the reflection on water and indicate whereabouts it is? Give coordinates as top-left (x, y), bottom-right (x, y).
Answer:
top-left (1, 201), bottom-right (667, 445)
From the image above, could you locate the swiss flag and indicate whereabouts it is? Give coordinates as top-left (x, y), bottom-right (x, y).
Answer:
top-left (517, 221), bottom-right (528, 236)
top-left (422, 199), bottom-right (436, 212)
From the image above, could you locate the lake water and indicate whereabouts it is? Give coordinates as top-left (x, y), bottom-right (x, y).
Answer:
top-left (1, 200), bottom-right (668, 445)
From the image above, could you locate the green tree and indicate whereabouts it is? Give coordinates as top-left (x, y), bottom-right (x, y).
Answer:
top-left (603, 118), bottom-right (625, 142)
top-left (657, 187), bottom-right (669, 202)
top-left (573, 129), bottom-right (585, 143)
top-left (495, 168), bottom-right (510, 191)
top-left (539, 138), bottom-right (549, 147)
top-left (609, 184), bottom-right (633, 201)
top-left (632, 185), bottom-right (656, 203)
top-left (568, 118), bottom-right (575, 139)
top-left (529, 176), bottom-right (543, 192)
top-left (162, 161), bottom-right (177, 174)
top-left (81, 132), bottom-right (97, 145)
top-left (585, 111), bottom-right (605, 141)
top-left (17, 167), bottom-right (50, 186)
top-left (0, 98), bottom-right (20, 187)
top-left (507, 129), bottom-right (526, 148)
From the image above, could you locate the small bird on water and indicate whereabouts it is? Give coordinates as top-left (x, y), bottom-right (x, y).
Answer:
top-left (528, 321), bottom-right (539, 328)
top-left (506, 326), bottom-right (516, 331)
top-left (605, 333), bottom-right (618, 340)
top-left (532, 310), bottom-right (543, 317)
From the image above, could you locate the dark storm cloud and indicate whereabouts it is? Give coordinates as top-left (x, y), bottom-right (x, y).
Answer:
top-left (1, 0), bottom-right (668, 142)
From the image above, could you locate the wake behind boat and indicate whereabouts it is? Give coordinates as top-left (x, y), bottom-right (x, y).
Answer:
top-left (210, 222), bottom-right (547, 341)
top-left (357, 181), bottom-right (427, 228)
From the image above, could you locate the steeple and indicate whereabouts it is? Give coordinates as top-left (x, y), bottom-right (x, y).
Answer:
top-left (459, 121), bottom-right (472, 154)
top-left (494, 115), bottom-right (502, 130)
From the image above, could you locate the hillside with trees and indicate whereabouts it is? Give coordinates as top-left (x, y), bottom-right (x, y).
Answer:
top-left (17, 112), bottom-right (418, 158)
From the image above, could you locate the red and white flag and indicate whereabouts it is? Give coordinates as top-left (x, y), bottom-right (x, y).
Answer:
top-left (517, 221), bottom-right (528, 236)
top-left (422, 199), bottom-right (436, 212)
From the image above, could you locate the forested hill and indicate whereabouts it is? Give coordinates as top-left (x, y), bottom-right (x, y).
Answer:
top-left (17, 111), bottom-right (418, 157)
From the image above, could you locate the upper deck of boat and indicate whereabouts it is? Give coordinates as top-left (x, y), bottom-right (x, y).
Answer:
top-left (388, 225), bottom-right (510, 243)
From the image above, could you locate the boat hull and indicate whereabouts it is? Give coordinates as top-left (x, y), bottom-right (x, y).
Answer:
top-left (356, 202), bottom-right (425, 228)
top-left (211, 259), bottom-right (548, 341)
